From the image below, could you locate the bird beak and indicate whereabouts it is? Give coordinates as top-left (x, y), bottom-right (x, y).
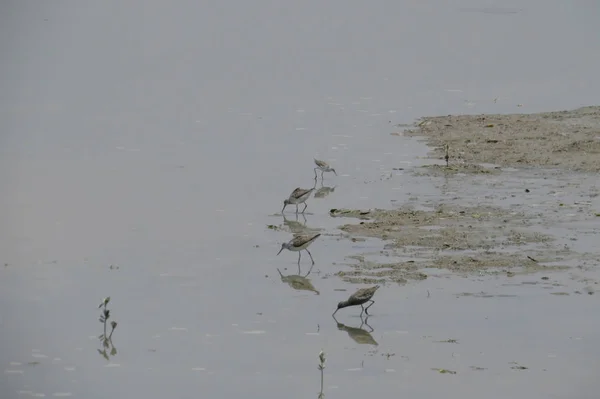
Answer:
top-left (332, 308), bottom-right (338, 316)
top-left (281, 204), bottom-right (286, 214)
top-left (276, 246), bottom-right (284, 256)
top-left (333, 169), bottom-right (337, 175)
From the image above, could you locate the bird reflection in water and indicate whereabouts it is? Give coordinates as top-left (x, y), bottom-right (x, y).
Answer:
top-left (282, 213), bottom-right (309, 236)
top-left (312, 179), bottom-right (336, 199)
top-left (281, 215), bottom-right (322, 255)
top-left (277, 266), bottom-right (319, 295)
top-left (332, 314), bottom-right (378, 346)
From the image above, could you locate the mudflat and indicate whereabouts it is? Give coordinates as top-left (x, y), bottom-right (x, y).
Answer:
top-left (407, 105), bottom-right (600, 173)
top-left (331, 106), bottom-right (600, 286)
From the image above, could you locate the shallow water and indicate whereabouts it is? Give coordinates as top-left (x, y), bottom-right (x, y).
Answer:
top-left (1, 1), bottom-right (600, 398)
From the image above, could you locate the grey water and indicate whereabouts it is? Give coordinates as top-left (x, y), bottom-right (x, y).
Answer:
top-left (1, 1), bottom-right (600, 398)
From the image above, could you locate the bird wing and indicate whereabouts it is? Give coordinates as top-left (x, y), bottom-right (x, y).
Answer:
top-left (291, 233), bottom-right (321, 247)
top-left (290, 187), bottom-right (313, 199)
top-left (353, 285), bottom-right (379, 300)
top-left (314, 159), bottom-right (328, 168)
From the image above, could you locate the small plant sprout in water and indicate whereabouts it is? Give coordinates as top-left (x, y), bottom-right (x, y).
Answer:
top-left (98, 296), bottom-right (118, 360)
top-left (318, 350), bottom-right (326, 369)
top-left (318, 350), bottom-right (326, 399)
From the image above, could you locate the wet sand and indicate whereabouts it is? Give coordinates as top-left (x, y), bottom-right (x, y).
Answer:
top-left (329, 106), bottom-right (600, 286)
top-left (407, 105), bottom-right (600, 173)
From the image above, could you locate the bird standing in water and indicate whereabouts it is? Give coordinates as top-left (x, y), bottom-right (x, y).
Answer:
top-left (333, 285), bottom-right (380, 316)
top-left (314, 159), bottom-right (337, 180)
top-left (282, 187), bottom-right (314, 214)
top-left (277, 233), bottom-right (321, 265)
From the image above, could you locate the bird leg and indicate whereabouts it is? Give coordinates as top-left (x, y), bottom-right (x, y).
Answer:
top-left (305, 249), bottom-right (315, 265)
top-left (314, 168), bottom-right (319, 179)
top-left (305, 262), bottom-right (314, 277)
top-left (295, 204), bottom-right (299, 213)
top-left (297, 252), bottom-right (302, 265)
top-left (300, 213), bottom-right (307, 224)
top-left (301, 203), bottom-right (308, 213)
top-left (365, 300), bottom-right (375, 315)
top-left (359, 305), bottom-right (365, 317)
top-left (321, 170), bottom-right (325, 179)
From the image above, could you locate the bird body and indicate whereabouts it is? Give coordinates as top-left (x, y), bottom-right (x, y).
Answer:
top-left (314, 159), bottom-right (337, 179)
top-left (333, 285), bottom-right (380, 316)
top-left (277, 233), bottom-right (321, 265)
top-left (279, 233), bottom-right (320, 252)
top-left (282, 187), bottom-right (314, 214)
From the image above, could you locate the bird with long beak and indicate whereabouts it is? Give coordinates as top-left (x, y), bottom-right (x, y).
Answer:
top-left (281, 187), bottom-right (314, 214)
top-left (277, 233), bottom-right (321, 265)
top-left (314, 159), bottom-right (337, 180)
top-left (333, 285), bottom-right (380, 316)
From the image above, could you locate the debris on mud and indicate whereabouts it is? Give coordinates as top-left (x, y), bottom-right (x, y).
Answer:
top-left (509, 362), bottom-right (528, 370)
top-left (432, 368), bottom-right (457, 374)
top-left (330, 208), bottom-right (373, 219)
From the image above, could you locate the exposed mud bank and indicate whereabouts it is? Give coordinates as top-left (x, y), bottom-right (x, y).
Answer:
top-left (332, 106), bottom-right (600, 284)
top-left (404, 106), bottom-right (600, 173)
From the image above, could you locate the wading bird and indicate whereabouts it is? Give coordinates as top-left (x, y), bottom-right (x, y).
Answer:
top-left (282, 187), bottom-right (314, 214)
top-left (277, 233), bottom-right (320, 265)
top-left (314, 159), bottom-right (337, 180)
top-left (333, 285), bottom-right (380, 316)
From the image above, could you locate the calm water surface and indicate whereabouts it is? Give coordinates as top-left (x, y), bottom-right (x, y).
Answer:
top-left (1, 1), bottom-right (600, 398)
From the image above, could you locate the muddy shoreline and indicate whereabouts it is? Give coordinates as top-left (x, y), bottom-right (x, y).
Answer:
top-left (406, 105), bottom-right (600, 173)
top-left (332, 106), bottom-right (600, 285)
